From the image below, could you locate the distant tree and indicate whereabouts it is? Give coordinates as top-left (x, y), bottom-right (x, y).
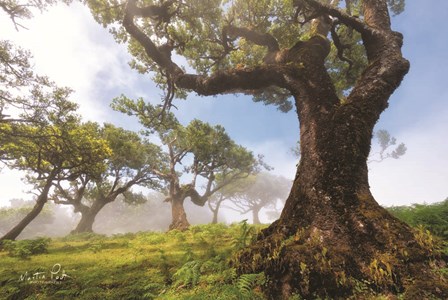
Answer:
top-left (92, 192), bottom-right (170, 234)
top-left (51, 123), bottom-right (165, 234)
top-left (0, 95), bottom-right (110, 241)
top-left (368, 129), bottom-right (407, 163)
top-left (207, 174), bottom-right (249, 224)
top-left (112, 96), bottom-right (260, 231)
top-left (225, 173), bottom-right (291, 224)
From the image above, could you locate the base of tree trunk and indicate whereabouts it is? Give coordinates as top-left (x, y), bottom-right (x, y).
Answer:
top-left (70, 215), bottom-right (95, 234)
top-left (70, 227), bottom-right (94, 235)
top-left (169, 198), bottom-right (191, 231)
top-left (169, 219), bottom-right (190, 231)
top-left (236, 192), bottom-right (448, 299)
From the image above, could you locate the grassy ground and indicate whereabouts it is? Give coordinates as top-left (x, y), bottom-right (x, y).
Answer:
top-left (0, 222), bottom-right (446, 299)
top-left (0, 222), bottom-right (268, 300)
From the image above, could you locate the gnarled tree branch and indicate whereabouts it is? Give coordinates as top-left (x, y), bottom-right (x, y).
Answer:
top-left (175, 66), bottom-right (292, 96)
top-left (123, 0), bottom-right (182, 76)
top-left (224, 25), bottom-right (280, 52)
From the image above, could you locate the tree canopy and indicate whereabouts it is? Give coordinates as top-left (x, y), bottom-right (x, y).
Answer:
top-left (84, 0), bottom-right (405, 109)
top-left (112, 95), bottom-right (261, 230)
top-left (51, 122), bottom-right (165, 233)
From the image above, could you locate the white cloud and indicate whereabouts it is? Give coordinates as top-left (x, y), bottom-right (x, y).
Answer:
top-left (370, 107), bottom-right (448, 206)
top-left (0, 2), bottom-right (141, 122)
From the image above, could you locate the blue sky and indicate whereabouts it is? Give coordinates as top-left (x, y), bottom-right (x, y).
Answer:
top-left (0, 1), bottom-right (447, 214)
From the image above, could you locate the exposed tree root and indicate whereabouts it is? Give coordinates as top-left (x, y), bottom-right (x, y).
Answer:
top-left (236, 193), bottom-right (448, 299)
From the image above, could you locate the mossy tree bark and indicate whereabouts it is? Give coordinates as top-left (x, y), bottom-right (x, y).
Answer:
top-left (121, 0), bottom-right (447, 298)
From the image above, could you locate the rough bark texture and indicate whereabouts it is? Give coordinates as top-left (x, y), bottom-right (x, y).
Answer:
top-left (0, 175), bottom-right (54, 242)
top-left (122, 0), bottom-right (448, 298)
top-left (234, 7), bottom-right (447, 300)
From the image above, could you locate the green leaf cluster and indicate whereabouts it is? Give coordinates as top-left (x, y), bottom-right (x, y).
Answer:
top-left (85, 0), bottom-right (407, 110)
top-left (112, 95), bottom-right (259, 204)
top-left (1, 90), bottom-right (111, 183)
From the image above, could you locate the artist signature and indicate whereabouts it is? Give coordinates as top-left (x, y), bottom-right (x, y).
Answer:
top-left (19, 263), bottom-right (71, 283)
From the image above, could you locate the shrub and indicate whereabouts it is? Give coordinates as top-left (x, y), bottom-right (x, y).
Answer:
top-left (2, 237), bottom-right (51, 259)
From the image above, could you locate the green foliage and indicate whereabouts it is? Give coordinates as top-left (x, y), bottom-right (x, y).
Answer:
top-left (233, 219), bottom-right (257, 250)
top-left (2, 237), bottom-right (50, 259)
top-left (173, 260), bottom-right (202, 288)
top-left (60, 232), bottom-right (107, 242)
top-left (1, 94), bottom-right (111, 180)
top-left (2, 223), bottom-right (443, 300)
top-left (236, 272), bottom-right (266, 295)
top-left (388, 199), bottom-right (448, 240)
top-left (88, 240), bottom-right (105, 253)
top-left (84, 0), bottom-right (407, 107)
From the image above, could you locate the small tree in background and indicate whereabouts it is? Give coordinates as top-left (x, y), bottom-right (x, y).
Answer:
top-left (368, 129), bottom-right (407, 163)
top-left (226, 173), bottom-right (291, 224)
top-left (207, 174), bottom-right (250, 224)
top-left (112, 96), bottom-right (261, 231)
top-left (51, 123), bottom-right (165, 234)
top-left (0, 94), bottom-right (110, 241)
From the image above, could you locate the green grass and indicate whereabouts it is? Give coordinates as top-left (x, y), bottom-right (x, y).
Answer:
top-left (0, 222), bottom-right (266, 300)
top-left (1, 222), bottom-right (447, 300)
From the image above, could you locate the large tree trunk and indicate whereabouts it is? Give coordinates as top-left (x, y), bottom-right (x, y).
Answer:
top-left (0, 176), bottom-right (54, 242)
top-left (169, 196), bottom-right (190, 231)
top-left (238, 105), bottom-right (447, 298)
top-left (236, 12), bottom-right (446, 299)
top-left (71, 199), bottom-right (108, 234)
